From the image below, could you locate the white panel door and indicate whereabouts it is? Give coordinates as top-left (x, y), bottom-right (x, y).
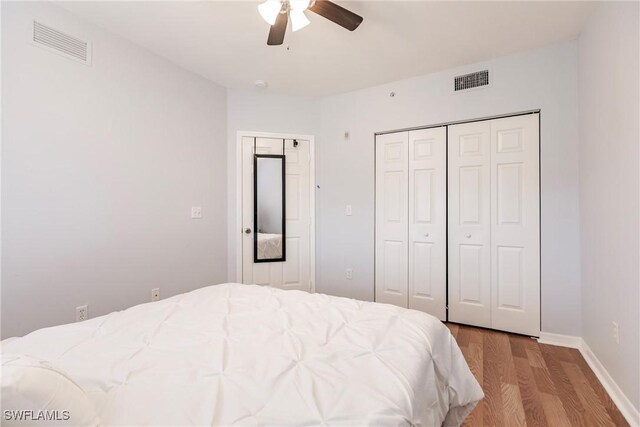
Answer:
top-left (408, 127), bottom-right (447, 320)
top-left (448, 121), bottom-right (492, 328)
top-left (242, 137), bottom-right (311, 291)
top-left (375, 132), bottom-right (409, 307)
top-left (490, 114), bottom-right (540, 336)
top-left (282, 139), bottom-right (311, 291)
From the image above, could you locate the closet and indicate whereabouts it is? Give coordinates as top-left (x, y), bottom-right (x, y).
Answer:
top-left (375, 127), bottom-right (447, 321)
top-left (375, 113), bottom-right (540, 336)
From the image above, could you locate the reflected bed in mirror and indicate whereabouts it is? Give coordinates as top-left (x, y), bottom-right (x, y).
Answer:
top-left (254, 154), bottom-right (286, 262)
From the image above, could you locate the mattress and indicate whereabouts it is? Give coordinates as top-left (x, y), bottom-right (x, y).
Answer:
top-left (1, 283), bottom-right (483, 426)
top-left (257, 232), bottom-right (283, 259)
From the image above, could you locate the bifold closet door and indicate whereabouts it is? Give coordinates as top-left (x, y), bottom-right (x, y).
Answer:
top-left (375, 129), bottom-right (446, 319)
top-left (490, 114), bottom-right (540, 336)
top-left (407, 128), bottom-right (447, 320)
top-left (448, 114), bottom-right (540, 336)
top-left (448, 121), bottom-right (492, 328)
top-left (375, 132), bottom-right (409, 307)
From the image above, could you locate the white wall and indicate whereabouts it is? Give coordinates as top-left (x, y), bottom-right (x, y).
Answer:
top-left (1, 1), bottom-right (228, 338)
top-left (578, 1), bottom-right (640, 412)
top-left (317, 42), bottom-right (582, 336)
top-left (226, 90), bottom-right (319, 280)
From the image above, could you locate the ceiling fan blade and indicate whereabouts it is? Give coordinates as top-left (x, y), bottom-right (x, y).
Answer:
top-left (267, 8), bottom-right (288, 45)
top-left (309, 0), bottom-right (363, 31)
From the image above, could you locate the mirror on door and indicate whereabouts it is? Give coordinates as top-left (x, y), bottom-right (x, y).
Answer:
top-left (254, 154), bottom-right (286, 262)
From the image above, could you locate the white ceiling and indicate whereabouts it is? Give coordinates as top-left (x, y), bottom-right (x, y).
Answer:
top-left (58, 1), bottom-right (597, 96)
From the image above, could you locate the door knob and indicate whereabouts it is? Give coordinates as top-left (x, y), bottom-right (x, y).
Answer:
top-left (465, 234), bottom-right (471, 239)
top-left (424, 233), bottom-right (430, 237)
top-left (244, 228), bottom-right (252, 234)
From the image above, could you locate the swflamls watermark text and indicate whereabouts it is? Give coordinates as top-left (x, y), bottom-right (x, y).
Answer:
top-left (4, 410), bottom-right (70, 421)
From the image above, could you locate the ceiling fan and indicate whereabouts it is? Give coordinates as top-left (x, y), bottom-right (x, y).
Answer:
top-left (258, 0), bottom-right (363, 46)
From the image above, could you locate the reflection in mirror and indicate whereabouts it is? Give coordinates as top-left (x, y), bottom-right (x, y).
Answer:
top-left (254, 155), bottom-right (286, 262)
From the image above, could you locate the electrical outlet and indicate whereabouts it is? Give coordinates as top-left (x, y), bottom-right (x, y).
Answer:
top-left (346, 205), bottom-right (353, 216)
top-left (345, 268), bottom-right (353, 280)
top-left (76, 305), bottom-right (88, 322)
top-left (151, 288), bottom-right (160, 302)
top-left (612, 321), bottom-right (620, 344)
top-left (191, 206), bottom-right (203, 219)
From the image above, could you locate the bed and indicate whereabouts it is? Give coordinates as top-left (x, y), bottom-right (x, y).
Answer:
top-left (257, 232), bottom-right (283, 259)
top-left (1, 283), bottom-right (483, 426)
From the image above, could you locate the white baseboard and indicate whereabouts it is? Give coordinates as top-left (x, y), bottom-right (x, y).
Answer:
top-left (537, 332), bottom-right (583, 349)
top-left (537, 332), bottom-right (640, 426)
top-left (579, 340), bottom-right (640, 426)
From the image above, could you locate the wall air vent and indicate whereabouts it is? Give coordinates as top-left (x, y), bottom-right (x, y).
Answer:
top-left (454, 70), bottom-right (489, 92)
top-left (32, 21), bottom-right (91, 65)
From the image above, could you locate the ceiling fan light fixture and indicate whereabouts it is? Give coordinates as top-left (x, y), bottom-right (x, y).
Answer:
top-left (289, 0), bottom-right (312, 11)
top-left (258, 0), bottom-right (282, 26)
top-left (290, 9), bottom-right (310, 32)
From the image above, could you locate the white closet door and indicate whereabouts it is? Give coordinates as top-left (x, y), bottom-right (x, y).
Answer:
top-left (448, 121), bottom-right (492, 328)
top-left (375, 132), bottom-right (409, 307)
top-left (408, 128), bottom-right (446, 320)
top-left (490, 114), bottom-right (540, 336)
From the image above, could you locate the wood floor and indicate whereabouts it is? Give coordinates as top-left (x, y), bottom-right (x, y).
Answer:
top-left (447, 323), bottom-right (629, 427)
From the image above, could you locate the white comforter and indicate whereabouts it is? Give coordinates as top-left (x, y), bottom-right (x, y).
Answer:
top-left (1, 283), bottom-right (483, 426)
top-left (257, 233), bottom-right (283, 259)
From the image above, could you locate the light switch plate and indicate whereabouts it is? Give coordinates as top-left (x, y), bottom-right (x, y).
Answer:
top-left (346, 205), bottom-right (353, 216)
top-left (191, 207), bottom-right (203, 219)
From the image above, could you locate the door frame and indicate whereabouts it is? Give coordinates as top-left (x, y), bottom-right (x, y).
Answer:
top-left (235, 131), bottom-right (316, 292)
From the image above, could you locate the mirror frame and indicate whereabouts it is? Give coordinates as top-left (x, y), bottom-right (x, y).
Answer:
top-left (253, 154), bottom-right (286, 263)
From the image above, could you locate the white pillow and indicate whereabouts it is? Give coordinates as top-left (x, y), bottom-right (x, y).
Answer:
top-left (1, 354), bottom-right (101, 426)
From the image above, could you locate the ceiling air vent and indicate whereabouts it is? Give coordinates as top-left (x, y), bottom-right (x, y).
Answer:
top-left (32, 21), bottom-right (91, 65)
top-left (454, 70), bottom-right (489, 92)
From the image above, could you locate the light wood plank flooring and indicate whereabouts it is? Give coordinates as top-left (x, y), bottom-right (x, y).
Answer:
top-left (447, 323), bottom-right (629, 427)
